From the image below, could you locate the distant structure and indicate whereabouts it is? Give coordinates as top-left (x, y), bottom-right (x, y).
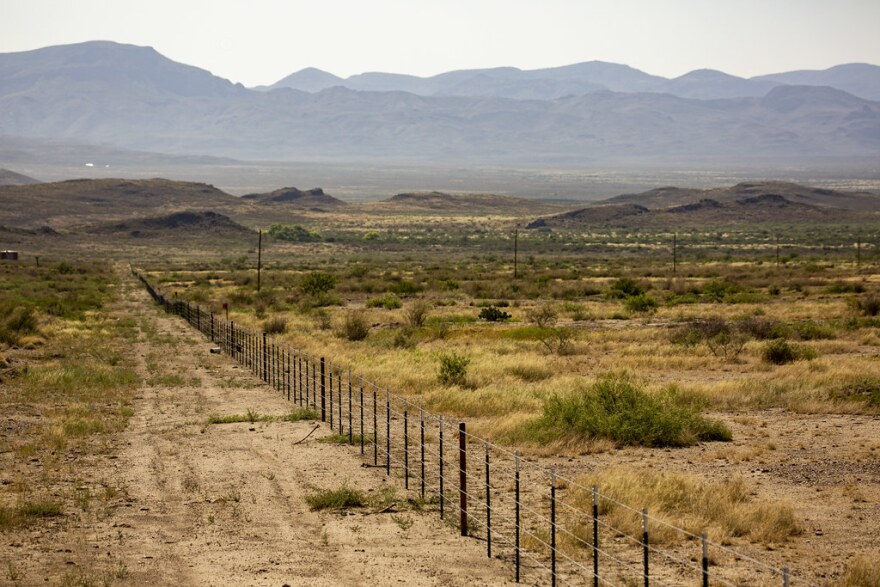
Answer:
top-left (1, 250), bottom-right (19, 260)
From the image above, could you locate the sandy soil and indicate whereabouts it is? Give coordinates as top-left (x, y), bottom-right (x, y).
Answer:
top-left (3, 272), bottom-right (878, 586)
top-left (0, 276), bottom-right (514, 586)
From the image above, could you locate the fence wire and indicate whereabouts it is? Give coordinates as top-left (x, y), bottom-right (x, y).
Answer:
top-left (135, 271), bottom-right (818, 587)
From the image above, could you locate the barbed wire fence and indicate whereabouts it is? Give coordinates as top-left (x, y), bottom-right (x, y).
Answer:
top-left (134, 269), bottom-right (818, 587)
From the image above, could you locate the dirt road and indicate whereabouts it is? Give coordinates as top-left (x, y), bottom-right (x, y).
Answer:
top-left (2, 274), bottom-right (513, 586)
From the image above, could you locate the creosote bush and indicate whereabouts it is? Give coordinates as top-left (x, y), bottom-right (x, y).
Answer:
top-left (526, 304), bottom-right (558, 328)
top-left (262, 315), bottom-right (287, 334)
top-left (300, 272), bottom-right (337, 297)
top-left (366, 293), bottom-right (402, 309)
top-left (762, 339), bottom-right (817, 365)
top-left (438, 352), bottom-right (470, 387)
top-left (478, 306), bottom-right (511, 322)
top-left (624, 294), bottom-right (657, 313)
top-left (852, 293), bottom-right (880, 317)
top-left (537, 326), bottom-right (577, 355)
top-left (606, 277), bottom-right (645, 299)
top-left (403, 299), bottom-right (431, 328)
top-left (339, 310), bottom-right (370, 341)
top-left (515, 374), bottom-right (731, 447)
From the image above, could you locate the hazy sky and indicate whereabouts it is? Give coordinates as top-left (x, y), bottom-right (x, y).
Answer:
top-left (2, 0), bottom-right (879, 87)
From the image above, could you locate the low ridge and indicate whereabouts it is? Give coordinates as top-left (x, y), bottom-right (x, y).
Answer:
top-left (241, 187), bottom-right (345, 208)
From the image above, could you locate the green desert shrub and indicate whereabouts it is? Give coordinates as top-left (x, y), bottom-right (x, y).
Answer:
top-left (516, 374), bottom-right (731, 448)
top-left (262, 315), bottom-right (287, 334)
top-left (478, 306), bottom-right (511, 322)
top-left (305, 484), bottom-right (366, 511)
top-left (266, 224), bottom-right (321, 242)
top-left (300, 272), bottom-right (337, 297)
top-left (438, 352), bottom-right (470, 387)
top-left (339, 310), bottom-right (370, 341)
top-left (366, 293), bottom-right (402, 309)
top-left (403, 300), bottom-right (431, 328)
top-left (852, 293), bottom-right (880, 317)
top-left (624, 294), bottom-right (658, 313)
top-left (762, 339), bottom-right (817, 365)
top-left (606, 277), bottom-right (645, 299)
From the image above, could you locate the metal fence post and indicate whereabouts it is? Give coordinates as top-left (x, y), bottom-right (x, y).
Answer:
top-left (551, 469), bottom-right (557, 587)
top-left (420, 407), bottom-right (425, 500)
top-left (348, 370), bottom-right (353, 444)
top-left (320, 357), bottom-right (326, 422)
top-left (643, 508), bottom-right (649, 587)
top-left (373, 386), bottom-right (378, 466)
top-left (593, 485), bottom-right (599, 587)
top-left (439, 416), bottom-right (445, 520)
top-left (404, 400), bottom-right (409, 489)
top-left (385, 390), bottom-right (391, 477)
top-left (485, 441), bottom-right (491, 558)
top-left (459, 422), bottom-right (467, 537)
top-left (702, 533), bottom-right (709, 587)
top-left (328, 360), bottom-right (333, 427)
top-left (515, 450), bottom-right (521, 583)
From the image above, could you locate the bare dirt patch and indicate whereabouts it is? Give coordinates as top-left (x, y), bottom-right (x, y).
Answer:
top-left (0, 274), bottom-right (512, 586)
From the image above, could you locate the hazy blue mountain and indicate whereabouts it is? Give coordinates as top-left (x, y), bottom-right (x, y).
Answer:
top-left (267, 60), bottom-right (880, 101)
top-left (755, 64), bottom-right (880, 102)
top-left (269, 61), bottom-right (664, 99)
top-left (660, 69), bottom-right (780, 99)
top-left (1, 42), bottom-right (878, 165)
top-left (262, 67), bottom-right (344, 92)
top-left (0, 40), bottom-right (243, 98)
top-left (0, 168), bottom-right (40, 185)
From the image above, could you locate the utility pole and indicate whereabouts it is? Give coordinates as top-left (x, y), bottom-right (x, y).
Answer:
top-left (513, 226), bottom-right (519, 279)
top-left (857, 232), bottom-right (861, 271)
top-left (672, 233), bottom-right (677, 274)
top-left (257, 229), bottom-right (262, 292)
top-left (776, 234), bottom-right (780, 270)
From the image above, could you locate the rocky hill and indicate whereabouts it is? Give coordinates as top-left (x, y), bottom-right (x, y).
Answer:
top-left (528, 182), bottom-right (880, 228)
top-left (240, 187), bottom-right (345, 209)
top-left (0, 178), bottom-right (241, 228)
top-left (0, 168), bottom-right (39, 186)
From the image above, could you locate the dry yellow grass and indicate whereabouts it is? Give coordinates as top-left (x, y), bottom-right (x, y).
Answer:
top-left (569, 467), bottom-right (802, 546)
top-left (839, 552), bottom-right (880, 587)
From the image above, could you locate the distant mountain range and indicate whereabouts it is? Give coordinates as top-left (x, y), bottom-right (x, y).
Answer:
top-left (265, 62), bottom-right (880, 102)
top-left (0, 41), bottom-right (878, 165)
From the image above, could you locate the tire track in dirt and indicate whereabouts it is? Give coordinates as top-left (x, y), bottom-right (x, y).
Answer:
top-left (102, 272), bottom-right (514, 586)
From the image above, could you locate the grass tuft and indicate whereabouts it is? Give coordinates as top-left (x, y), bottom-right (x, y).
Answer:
top-left (839, 552), bottom-right (880, 587)
top-left (305, 484), bottom-right (366, 511)
top-left (279, 408), bottom-right (320, 422)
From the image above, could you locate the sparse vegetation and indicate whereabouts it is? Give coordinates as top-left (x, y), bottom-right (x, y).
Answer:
top-left (339, 310), bottom-right (370, 341)
top-left (262, 315), bottom-right (288, 334)
top-left (403, 300), bottom-right (431, 328)
top-left (762, 339), bottom-right (817, 365)
top-left (305, 484), bottom-right (367, 511)
top-left (571, 468), bottom-right (801, 546)
top-left (478, 306), bottom-right (511, 321)
top-left (437, 352), bottom-right (470, 387)
top-left (510, 374), bottom-right (731, 447)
